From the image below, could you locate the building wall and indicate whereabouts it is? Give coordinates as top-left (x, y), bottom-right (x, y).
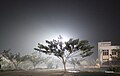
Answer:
top-left (98, 42), bottom-right (120, 67)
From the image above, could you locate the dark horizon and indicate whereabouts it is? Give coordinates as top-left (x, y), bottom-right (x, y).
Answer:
top-left (0, 0), bottom-right (120, 60)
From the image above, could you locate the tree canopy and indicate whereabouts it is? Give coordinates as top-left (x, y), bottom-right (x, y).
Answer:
top-left (2, 49), bottom-right (28, 69)
top-left (34, 36), bottom-right (94, 71)
top-left (26, 52), bottom-right (49, 69)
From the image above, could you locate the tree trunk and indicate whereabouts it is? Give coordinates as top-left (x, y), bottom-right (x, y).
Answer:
top-left (61, 57), bottom-right (67, 72)
top-left (33, 64), bottom-right (36, 69)
top-left (63, 62), bottom-right (66, 72)
top-left (0, 64), bottom-right (1, 69)
top-left (13, 62), bottom-right (17, 70)
top-left (74, 64), bottom-right (75, 70)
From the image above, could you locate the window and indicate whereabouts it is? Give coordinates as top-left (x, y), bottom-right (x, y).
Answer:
top-left (112, 50), bottom-right (116, 55)
top-left (103, 50), bottom-right (109, 55)
top-left (118, 52), bottom-right (120, 56)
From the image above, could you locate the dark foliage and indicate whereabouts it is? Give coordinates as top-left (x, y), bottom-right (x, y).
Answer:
top-left (34, 36), bottom-right (94, 71)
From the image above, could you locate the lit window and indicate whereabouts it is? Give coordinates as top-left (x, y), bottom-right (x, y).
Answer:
top-left (103, 50), bottom-right (109, 55)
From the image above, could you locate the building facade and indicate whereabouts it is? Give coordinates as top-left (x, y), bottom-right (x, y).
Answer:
top-left (98, 42), bottom-right (120, 67)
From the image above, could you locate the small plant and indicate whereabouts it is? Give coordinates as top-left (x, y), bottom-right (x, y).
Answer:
top-left (107, 67), bottom-right (120, 72)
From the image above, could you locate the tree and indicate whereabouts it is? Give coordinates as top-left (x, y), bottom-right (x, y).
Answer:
top-left (0, 56), bottom-right (2, 69)
top-left (13, 53), bottom-right (29, 69)
top-left (27, 52), bottom-right (49, 69)
top-left (34, 35), bottom-right (94, 72)
top-left (68, 58), bottom-right (78, 69)
top-left (2, 49), bottom-right (28, 69)
top-left (46, 61), bottom-right (54, 69)
top-left (68, 58), bottom-right (84, 69)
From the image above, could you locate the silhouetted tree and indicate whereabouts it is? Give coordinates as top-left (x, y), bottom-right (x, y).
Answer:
top-left (2, 49), bottom-right (28, 69)
top-left (34, 35), bottom-right (94, 72)
top-left (27, 52), bottom-right (49, 69)
top-left (14, 53), bottom-right (29, 69)
top-left (46, 61), bottom-right (54, 69)
top-left (68, 58), bottom-right (77, 69)
top-left (68, 58), bottom-right (84, 69)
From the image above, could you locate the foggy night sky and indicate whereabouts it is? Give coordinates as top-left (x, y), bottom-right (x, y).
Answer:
top-left (0, 0), bottom-right (120, 60)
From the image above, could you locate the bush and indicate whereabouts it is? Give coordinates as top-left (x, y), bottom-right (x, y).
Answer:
top-left (107, 67), bottom-right (120, 72)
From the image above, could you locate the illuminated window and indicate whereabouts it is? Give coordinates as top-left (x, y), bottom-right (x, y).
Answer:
top-left (103, 50), bottom-right (109, 55)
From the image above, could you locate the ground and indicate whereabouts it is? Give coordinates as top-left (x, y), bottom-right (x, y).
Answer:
top-left (0, 70), bottom-right (71, 76)
top-left (0, 69), bottom-right (120, 76)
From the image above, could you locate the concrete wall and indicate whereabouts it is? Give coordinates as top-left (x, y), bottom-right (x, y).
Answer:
top-left (98, 42), bottom-right (120, 67)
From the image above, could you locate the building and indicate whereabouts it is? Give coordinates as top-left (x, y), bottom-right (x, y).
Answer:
top-left (98, 41), bottom-right (120, 67)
